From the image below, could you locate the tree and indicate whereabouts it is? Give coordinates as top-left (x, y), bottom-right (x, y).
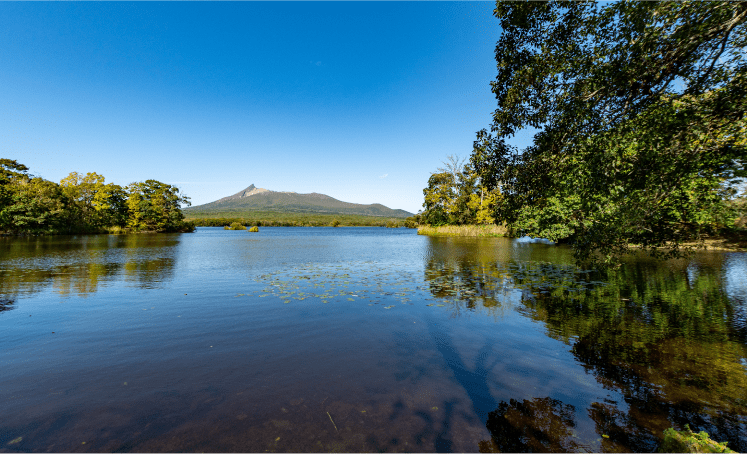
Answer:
top-left (2, 177), bottom-right (69, 233)
top-left (422, 155), bottom-right (481, 225)
top-left (60, 172), bottom-right (127, 230)
top-left (0, 159), bottom-right (31, 231)
top-left (467, 186), bottom-right (501, 225)
top-left (126, 180), bottom-right (191, 232)
top-left (422, 171), bottom-right (455, 226)
top-left (471, 1), bottom-right (747, 262)
top-left (0, 159), bottom-right (29, 182)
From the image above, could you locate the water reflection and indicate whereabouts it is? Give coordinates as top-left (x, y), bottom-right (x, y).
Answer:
top-left (422, 237), bottom-right (603, 320)
top-left (480, 397), bottom-right (585, 453)
top-left (0, 234), bottom-right (180, 300)
top-left (1, 230), bottom-right (746, 452)
top-left (422, 237), bottom-right (747, 451)
top-left (0, 298), bottom-right (15, 312)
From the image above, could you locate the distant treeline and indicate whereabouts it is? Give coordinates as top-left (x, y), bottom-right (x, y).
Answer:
top-left (188, 212), bottom-right (418, 228)
top-left (0, 159), bottom-right (194, 235)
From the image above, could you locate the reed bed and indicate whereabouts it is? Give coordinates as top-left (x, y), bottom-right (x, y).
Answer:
top-left (417, 224), bottom-right (508, 238)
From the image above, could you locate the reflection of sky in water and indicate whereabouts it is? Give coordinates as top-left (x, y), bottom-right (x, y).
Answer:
top-left (513, 235), bottom-right (555, 244)
top-left (1, 228), bottom-right (747, 452)
top-left (723, 254), bottom-right (747, 303)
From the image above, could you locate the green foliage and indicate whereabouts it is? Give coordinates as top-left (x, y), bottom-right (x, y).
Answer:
top-left (330, 219), bottom-right (341, 227)
top-left (2, 178), bottom-right (70, 234)
top-left (125, 180), bottom-right (192, 232)
top-left (421, 155), bottom-right (498, 226)
top-left (224, 222), bottom-right (246, 230)
top-left (249, 225), bottom-right (259, 232)
top-left (0, 159), bottom-right (29, 182)
top-left (471, 1), bottom-right (747, 263)
top-left (60, 172), bottom-right (128, 230)
top-left (386, 220), bottom-right (399, 228)
top-left (660, 425), bottom-right (735, 453)
top-left (728, 189), bottom-right (747, 228)
top-left (0, 160), bottom-right (194, 235)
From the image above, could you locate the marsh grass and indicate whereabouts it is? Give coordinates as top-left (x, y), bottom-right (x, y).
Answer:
top-left (417, 224), bottom-right (508, 238)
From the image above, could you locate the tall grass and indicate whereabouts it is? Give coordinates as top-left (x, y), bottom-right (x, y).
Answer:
top-left (417, 224), bottom-right (508, 238)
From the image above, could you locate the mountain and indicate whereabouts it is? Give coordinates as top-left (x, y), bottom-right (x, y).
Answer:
top-left (184, 185), bottom-right (414, 218)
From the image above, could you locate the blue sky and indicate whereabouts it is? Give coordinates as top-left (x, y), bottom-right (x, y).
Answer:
top-left (0, 2), bottom-right (529, 214)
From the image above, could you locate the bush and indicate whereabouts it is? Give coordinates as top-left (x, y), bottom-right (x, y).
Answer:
top-left (386, 220), bottom-right (399, 228)
top-left (330, 219), bottom-right (340, 227)
top-left (249, 226), bottom-right (259, 232)
top-left (224, 222), bottom-right (246, 230)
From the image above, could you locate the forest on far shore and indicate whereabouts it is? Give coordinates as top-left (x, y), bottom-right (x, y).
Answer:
top-left (0, 159), bottom-right (194, 235)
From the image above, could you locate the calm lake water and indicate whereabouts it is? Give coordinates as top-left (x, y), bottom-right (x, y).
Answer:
top-left (1, 227), bottom-right (746, 452)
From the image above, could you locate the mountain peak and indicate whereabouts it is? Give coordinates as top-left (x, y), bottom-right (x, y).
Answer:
top-left (213, 184), bottom-right (270, 203)
top-left (187, 185), bottom-right (413, 218)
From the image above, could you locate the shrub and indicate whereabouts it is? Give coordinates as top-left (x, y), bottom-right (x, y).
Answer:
top-left (225, 222), bottom-right (247, 230)
top-left (249, 226), bottom-right (259, 232)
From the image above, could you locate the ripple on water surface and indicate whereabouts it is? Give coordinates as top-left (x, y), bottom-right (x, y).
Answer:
top-left (0, 227), bottom-right (746, 452)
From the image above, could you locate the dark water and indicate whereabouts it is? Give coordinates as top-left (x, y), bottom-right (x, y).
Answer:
top-left (1, 227), bottom-right (745, 452)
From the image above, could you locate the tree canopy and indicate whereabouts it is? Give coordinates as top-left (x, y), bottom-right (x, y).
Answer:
top-left (470, 1), bottom-right (747, 262)
top-left (0, 160), bottom-right (193, 235)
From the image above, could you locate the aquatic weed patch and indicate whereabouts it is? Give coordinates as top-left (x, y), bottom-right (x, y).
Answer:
top-left (243, 260), bottom-right (605, 318)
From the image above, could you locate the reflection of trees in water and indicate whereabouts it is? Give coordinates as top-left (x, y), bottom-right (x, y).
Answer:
top-left (423, 256), bottom-right (597, 320)
top-left (479, 397), bottom-right (584, 453)
top-left (52, 262), bottom-right (122, 296)
top-left (0, 234), bottom-right (181, 303)
top-left (519, 258), bottom-right (746, 451)
top-left (425, 239), bottom-right (747, 451)
top-left (0, 298), bottom-right (15, 312)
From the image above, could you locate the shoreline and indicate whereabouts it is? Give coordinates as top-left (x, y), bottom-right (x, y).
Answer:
top-left (416, 225), bottom-right (747, 252)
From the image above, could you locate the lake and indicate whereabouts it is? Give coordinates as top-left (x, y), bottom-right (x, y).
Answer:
top-left (1, 227), bottom-right (746, 452)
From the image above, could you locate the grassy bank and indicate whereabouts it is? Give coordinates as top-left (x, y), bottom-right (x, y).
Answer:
top-left (417, 224), bottom-right (508, 238)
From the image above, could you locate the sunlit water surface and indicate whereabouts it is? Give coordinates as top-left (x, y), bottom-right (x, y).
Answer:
top-left (1, 227), bottom-right (746, 452)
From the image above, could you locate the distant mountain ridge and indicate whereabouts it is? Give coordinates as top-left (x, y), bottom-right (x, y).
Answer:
top-left (185, 184), bottom-right (413, 218)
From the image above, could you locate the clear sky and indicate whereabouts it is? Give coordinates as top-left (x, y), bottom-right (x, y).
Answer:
top-left (0, 1), bottom-right (523, 215)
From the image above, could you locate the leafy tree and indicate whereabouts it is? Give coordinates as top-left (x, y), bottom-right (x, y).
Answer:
top-left (467, 186), bottom-right (501, 225)
top-left (0, 159), bottom-right (29, 182)
top-left (422, 171), bottom-right (455, 226)
top-left (126, 180), bottom-right (191, 232)
top-left (0, 160), bottom-right (193, 235)
top-left (471, 1), bottom-right (747, 262)
top-left (422, 155), bottom-right (481, 225)
top-left (2, 177), bottom-right (69, 233)
top-left (0, 159), bottom-right (31, 231)
top-left (60, 172), bottom-right (127, 229)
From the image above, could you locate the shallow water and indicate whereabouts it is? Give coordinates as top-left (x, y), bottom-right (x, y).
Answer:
top-left (1, 227), bottom-right (745, 452)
